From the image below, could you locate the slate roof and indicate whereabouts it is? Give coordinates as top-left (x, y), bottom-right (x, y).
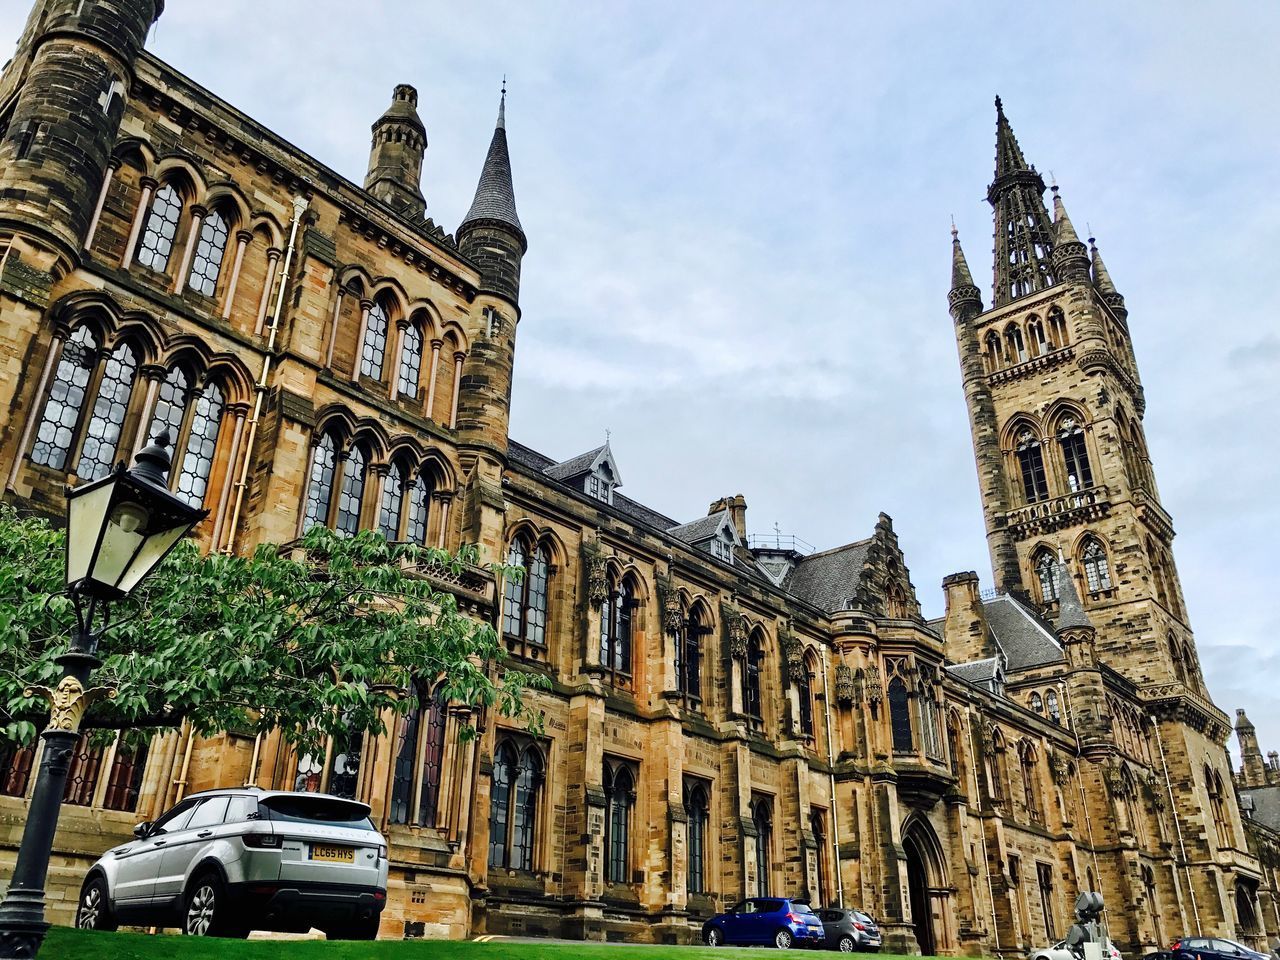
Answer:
top-left (460, 94), bottom-right (523, 239)
top-left (946, 657), bottom-right (1001, 684)
top-left (1054, 560), bottom-right (1094, 631)
top-left (668, 511), bottom-right (731, 545)
top-left (543, 444), bottom-right (607, 481)
top-left (982, 594), bottom-right (1064, 671)
top-left (783, 540), bottom-right (872, 614)
top-left (1244, 785), bottom-right (1280, 834)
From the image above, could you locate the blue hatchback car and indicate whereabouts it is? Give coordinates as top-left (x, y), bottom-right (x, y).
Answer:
top-left (702, 897), bottom-right (825, 949)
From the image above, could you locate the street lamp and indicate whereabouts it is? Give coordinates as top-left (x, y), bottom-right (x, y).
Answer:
top-left (0, 430), bottom-right (205, 959)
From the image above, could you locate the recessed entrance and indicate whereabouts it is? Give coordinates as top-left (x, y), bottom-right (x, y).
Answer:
top-left (903, 818), bottom-right (946, 956)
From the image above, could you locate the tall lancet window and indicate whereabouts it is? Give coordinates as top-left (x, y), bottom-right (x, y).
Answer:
top-left (1016, 429), bottom-right (1049, 503)
top-left (1058, 417), bottom-right (1093, 492)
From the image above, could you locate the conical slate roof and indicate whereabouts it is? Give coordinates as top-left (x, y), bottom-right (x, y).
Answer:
top-left (1051, 186), bottom-right (1083, 246)
top-left (1054, 560), bottom-right (1094, 632)
top-left (1090, 237), bottom-right (1122, 299)
top-left (950, 224), bottom-right (976, 290)
top-left (460, 90), bottom-right (523, 239)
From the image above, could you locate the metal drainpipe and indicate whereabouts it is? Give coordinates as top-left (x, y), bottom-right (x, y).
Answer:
top-left (1150, 715), bottom-right (1202, 936)
top-left (221, 195), bottom-right (309, 555)
top-left (965, 706), bottom-right (1001, 954)
top-left (821, 645), bottom-right (844, 907)
top-left (1058, 680), bottom-right (1106, 952)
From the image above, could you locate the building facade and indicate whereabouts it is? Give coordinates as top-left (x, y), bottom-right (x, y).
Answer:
top-left (0, 1), bottom-right (1271, 952)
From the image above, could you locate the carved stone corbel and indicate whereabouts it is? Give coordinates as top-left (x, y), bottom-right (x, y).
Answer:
top-left (25, 675), bottom-right (117, 734)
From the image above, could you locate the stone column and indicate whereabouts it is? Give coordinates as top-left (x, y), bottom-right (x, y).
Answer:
top-left (324, 289), bottom-right (346, 369)
top-left (121, 176), bottom-right (156, 268)
top-left (6, 325), bottom-right (66, 491)
top-left (131, 364), bottom-right (166, 457)
top-left (83, 160), bottom-right (119, 252)
top-left (449, 351), bottom-right (465, 428)
top-left (424, 339), bottom-right (442, 419)
top-left (173, 204), bottom-right (206, 293)
top-left (388, 320), bottom-right (408, 401)
top-left (254, 247), bottom-right (282, 335)
top-left (350, 299), bottom-right (373, 382)
top-left (220, 231), bottom-right (252, 320)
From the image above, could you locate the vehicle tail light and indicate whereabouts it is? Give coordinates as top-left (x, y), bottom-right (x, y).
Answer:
top-left (248, 884), bottom-right (278, 896)
top-left (855, 923), bottom-right (866, 931)
top-left (374, 890), bottom-right (386, 901)
top-left (786, 913), bottom-right (798, 922)
top-left (243, 832), bottom-right (283, 849)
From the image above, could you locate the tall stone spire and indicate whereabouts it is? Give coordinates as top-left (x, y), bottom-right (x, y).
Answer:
top-left (1237, 709), bottom-right (1268, 788)
top-left (948, 223), bottom-right (982, 314)
top-left (1050, 185), bottom-right (1090, 281)
top-left (459, 85), bottom-right (524, 247)
top-left (1089, 236), bottom-right (1127, 319)
top-left (987, 97), bottom-right (1056, 307)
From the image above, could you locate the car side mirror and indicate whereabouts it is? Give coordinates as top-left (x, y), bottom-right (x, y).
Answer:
top-left (133, 821), bottom-right (152, 839)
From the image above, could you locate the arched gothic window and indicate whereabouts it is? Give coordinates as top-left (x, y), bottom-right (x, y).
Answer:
top-left (174, 381), bottom-right (224, 508)
top-left (30, 326), bottom-right (97, 471)
top-left (1081, 539), bottom-right (1112, 592)
top-left (1048, 307), bottom-right (1068, 347)
top-left (1016, 428), bottom-right (1049, 503)
top-left (389, 684), bottom-right (448, 826)
top-left (1030, 692), bottom-right (1044, 714)
top-left (1169, 634), bottom-right (1187, 684)
top-left (302, 432), bottom-right (338, 532)
top-left (502, 537), bottom-right (550, 657)
top-left (946, 713), bottom-right (964, 783)
top-left (987, 731), bottom-right (1008, 805)
top-left (811, 809), bottom-right (830, 906)
top-left (488, 740), bottom-right (543, 871)
top-left (678, 606), bottom-right (704, 708)
top-left (888, 677), bottom-right (913, 753)
top-left (685, 780), bottom-right (709, 895)
top-left (76, 340), bottom-right (139, 482)
top-left (600, 573), bottom-right (634, 681)
top-left (1058, 417), bottom-right (1094, 492)
top-left (984, 331), bottom-right (1004, 372)
top-left (1046, 690), bottom-right (1061, 724)
top-left (360, 300), bottom-right (390, 380)
top-left (1027, 316), bottom-right (1047, 356)
top-left (796, 655), bottom-right (815, 737)
top-left (604, 761), bottom-right (635, 884)
top-left (1020, 743), bottom-right (1042, 823)
top-left (1006, 323), bottom-right (1028, 363)
top-left (136, 182), bottom-right (183, 272)
top-left (1034, 549), bottom-right (1059, 604)
top-left (743, 632), bottom-right (764, 730)
top-left (334, 445), bottom-right (367, 537)
top-left (187, 207), bottom-right (230, 297)
top-left (752, 797), bottom-right (773, 897)
top-left (397, 322), bottom-right (424, 398)
top-left (1207, 767), bottom-right (1232, 849)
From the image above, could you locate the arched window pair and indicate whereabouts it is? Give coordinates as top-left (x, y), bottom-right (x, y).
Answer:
top-left (742, 631), bottom-right (765, 731)
top-left (1032, 538), bottom-right (1111, 604)
top-left (133, 182), bottom-right (238, 300)
top-left (1011, 414), bottom-right (1095, 505)
top-left (503, 535), bottom-right (552, 659)
top-left (676, 605), bottom-right (706, 708)
top-left (796, 653), bottom-right (816, 738)
top-left (982, 308), bottom-right (1069, 373)
top-left (600, 572), bottom-right (636, 681)
top-left (389, 683), bottom-right (448, 827)
top-left (29, 331), bottom-right (227, 507)
top-left (1206, 766), bottom-right (1232, 849)
top-left (489, 739), bottom-right (543, 871)
top-left (302, 435), bottom-right (369, 538)
top-left (378, 459), bottom-right (435, 545)
top-left (685, 780), bottom-right (710, 895)
top-left (751, 797), bottom-right (773, 897)
top-left (603, 760), bottom-right (636, 884)
top-left (1019, 742), bottom-right (1043, 824)
top-left (1016, 429), bottom-right (1050, 503)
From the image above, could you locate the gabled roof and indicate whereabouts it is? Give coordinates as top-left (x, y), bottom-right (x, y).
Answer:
top-left (783, 539), bottom-right (872, 614)
top-left (668, 510), bottom-right (736, 546)
top-left (946, 657), bottom-right (1002, 684)
top-left (1243, 785), bottom-right (1280, 833)
top-left (982, 594), bottom-right (1064, 671)
top-left (543, 442), bottom-right (622, 486)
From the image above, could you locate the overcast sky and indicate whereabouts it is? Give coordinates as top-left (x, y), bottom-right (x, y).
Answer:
top-left (6, 3), bottom-right (1278, 757)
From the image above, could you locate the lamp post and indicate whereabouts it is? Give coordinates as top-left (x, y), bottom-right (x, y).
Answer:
top-left (0, 430), bottom-right (205, 959)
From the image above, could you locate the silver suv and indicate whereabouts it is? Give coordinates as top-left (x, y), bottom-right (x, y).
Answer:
top-left (75, 787), bottom-right (388, 940)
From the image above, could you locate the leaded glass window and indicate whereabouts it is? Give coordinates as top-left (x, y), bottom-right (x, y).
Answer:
top-left (686, 781), bottom-right (708, 894)
top-left (418, 690), bottom-right (447, 827)
top-left (600, 575), bottom-right (634, 679)
top-left (136, 183), bottom-right (183, 272)
top-left (76, 341), bottom-right (138, 482)
top-left (1035, 550), bottom-right (1059, 603)
top-left (1058, 417), bottom-right (1093, 492)
top-left (489, 740), bottom-right (543, 872)
top-left (1082, 539), bottom-right (1112, 592)
top-left (604, 763), bottom-right (634, 884)
top-left (406, 473), bottom-right (430, 545)
top-left (379, 462), bottom-right (406, 541)
top-left (145, 366), bottom-right (189, 454)
top-left (511, 746), bottom-right (541, 871)
top-left (1046, 691), bottom-right (1061, 724)
top-left (752, 798), bottom-right (772, 897)
top-left (31, 326), bottom-right (96, 469)
top-left (743, 634), bottom-right (763, 726)
top-left (102, 739), bottom-right (148, 812)
top-left (398, 324), bottom-right (422, 398)
top-left (488, 742), bottom-right (515, 868)
top-left (0, 741), bottom-right (35, 798)
top-left (335, 445), bottom-right (366, 537)
top-left (502, 539), bottom-right (527, 639)
top-left (302, 433), bottom-right (337, 532)
top-left (1016, 429), bottom-right (1049, 503)
top-left (679, 608), bottom-right (704, 707)
top-left (889, 677), bottom-right (913, 753)
top-left (63, 736), bottom-right (104, 806)
top-left (187, 208), bottom-right (229, 296)
top-left (360, 301), bottom-right (389, 380)
top-left (797, 660), bottom-right (814, 736)
top-left (502, 538), bottom-right (550, 654)
top-left (175, 383), bottom-right (224, 508)
top-left (389, 699), bottom-right (421, 825)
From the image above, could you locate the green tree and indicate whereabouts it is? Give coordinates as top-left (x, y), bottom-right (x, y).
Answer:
top-left (0, 506), bottom-right (542, 756)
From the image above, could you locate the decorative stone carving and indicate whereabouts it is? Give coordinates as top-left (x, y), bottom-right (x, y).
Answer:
top-left (1145, 773), bottom-right (1166, 810)
top-left (25, 675), bottom-right (116, 734)
top-left (657, 575), bottom-right (683, 635)
top-left (582, 540), bottom-right (608, 608)
top-left (835, 664), bottom-right (855, 705)
top-left (780, 628), bottom-right (805, 683)
top-left (1103, 762), bottom-right (1125, 798)
top-left (864, 665), bottom-right (883, 705)
top-left (722, 604), bottom-right (747, 659)
top-left (1049, 751), bottom-right (1071, 785)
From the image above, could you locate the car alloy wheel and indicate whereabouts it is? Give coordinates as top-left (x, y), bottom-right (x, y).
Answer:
top-left (186, 881), bottom-right (218, 936)
top-left (775, 929), bottom-right (794, 950)
top-left (77, 885), bottom-right (102, 929)
top-left (839, 935), bottom-right (856, 953)
top-left (706, 928), bottom-right (723, 947)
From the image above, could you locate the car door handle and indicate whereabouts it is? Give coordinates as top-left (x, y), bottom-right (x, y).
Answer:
top-left (197, 830), bottom-right (213, 838)
top-left (153, 840), bottom-right (166, 846)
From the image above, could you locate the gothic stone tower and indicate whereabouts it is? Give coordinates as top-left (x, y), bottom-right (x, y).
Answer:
top-left (949, 98), bottom-right (1255, 937)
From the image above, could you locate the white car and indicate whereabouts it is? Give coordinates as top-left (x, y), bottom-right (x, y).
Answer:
top-left (75, 788), bottom-right (388, 939)
top-left (1031, 940), bottom-right (1124, 960)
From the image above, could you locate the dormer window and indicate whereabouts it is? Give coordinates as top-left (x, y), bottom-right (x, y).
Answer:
top-left (711, 528), bottom-right (734, 563)
top-left (585, 472), bottom-right (612, 504)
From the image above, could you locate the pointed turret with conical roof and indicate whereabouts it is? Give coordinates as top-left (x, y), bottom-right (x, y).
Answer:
top-left (1089, 235), bottom-right (1127, 320)
top-left (458, 85), bottom-right (526, 305)
top-left (987, 97), bottom-right (1057, 306)
top-left (1053, 557), bottom-right (1113, 758)
top-left (1050, 185), bottom-right (1090, 281)
top-left (948, 223), bottom-right (982, 314)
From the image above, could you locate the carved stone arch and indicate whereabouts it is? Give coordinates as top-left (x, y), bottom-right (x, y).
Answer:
top-left (348, 418), bottom-right (391, 462)
top-left (615, 563), bottom-right (650, 602)
top-left (1017, 737), bottom-right (1038, 763)
top-left (110, 313), bottom-right (164, 366)
top-left (111, 137), bottom-right (155, 174)
top-left (48, 290), bottom-right (122, 340)
top-left (440, 321), bottom-right (470, 354)
top-left (384, 434), bottom-right (426, 472)
top-left (202, 182), bottom-right (252, 232)
top-left (151, 156), bottom-right (206, 203)
top-left (161, 334), bottom-right (215, 379)
top-left (417, 448), bottom-right (458, 491)
top-left (503, 517), bottom-right (542, 552)
top-left (312, 404), bottom-right (358, 447)
top-left (406, 300), bottom-right (442, 338)
top-left (203, 354), bottom-right (255, 406)
top-left (369, 278), bottom-right (409, 320)
top-left (247, 213), bottom-right (285, 250)
top-left (1001, 411), bottom-right (1045, 448)
top-left (337, 264), bottom-right (372, 296)
top-left (1045, 397), bottom-right (1092, 431)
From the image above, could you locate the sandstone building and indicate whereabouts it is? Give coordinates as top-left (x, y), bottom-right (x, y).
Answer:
top-left (0, 1), bottom-right (1275, 952)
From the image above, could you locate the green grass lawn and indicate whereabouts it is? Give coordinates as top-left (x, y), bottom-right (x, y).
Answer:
top-left (40, 927), bottom-right (916, 960)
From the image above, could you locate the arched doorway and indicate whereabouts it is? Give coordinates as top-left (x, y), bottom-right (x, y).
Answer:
top-left (1235, 880), bottom-right (1260, 945)
top-left (902, 818), bottom-right (946, 956)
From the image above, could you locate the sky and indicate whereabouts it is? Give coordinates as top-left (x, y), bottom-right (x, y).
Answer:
top-left (5, 3), bottom-right (1278, 756)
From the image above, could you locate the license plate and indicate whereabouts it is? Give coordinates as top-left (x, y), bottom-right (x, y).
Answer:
top-left (310, 844), bottom-right (355, 862)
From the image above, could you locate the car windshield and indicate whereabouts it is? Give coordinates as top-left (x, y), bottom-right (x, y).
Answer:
top-left (261, 795), bottom-right (375, 830)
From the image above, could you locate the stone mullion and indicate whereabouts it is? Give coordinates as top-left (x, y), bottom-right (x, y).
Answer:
top-left (349, 299), bottom-right (372, 381)
top-left (324, 288), bottom-right (346, 369)
top-left (83, 159), bottom-right (118, 252)
top-left (129, 363), bottom-right (166, 459)
top-left (209, 405), bottom-right (248, 550)
top-left (6, 325), bottom-right (65, 491)
top-left (220, 230), bottom-right (252, 320)
top-left (172, 203), bottom-right (206, 293)
top-left (121, 176), bottom-right (156, 268)
top-left (293, 441), bottom-right (319, 539)
top-left (367, 463), bottom-right (389, 534)
top-left (65, 347), bottom-right (111, 477)
top-left (254, 247), bottom-right (282, 336)
top-left (449, 351), bottom-right (465, 428)
top-left (388, 320), bottom-right (408, 401)
top-left (434, 493), bottom-right (452, 549)
top-left (424, 338), bottom-right (442, 419)
top-left (451, 708), bottom-right (478, 847)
